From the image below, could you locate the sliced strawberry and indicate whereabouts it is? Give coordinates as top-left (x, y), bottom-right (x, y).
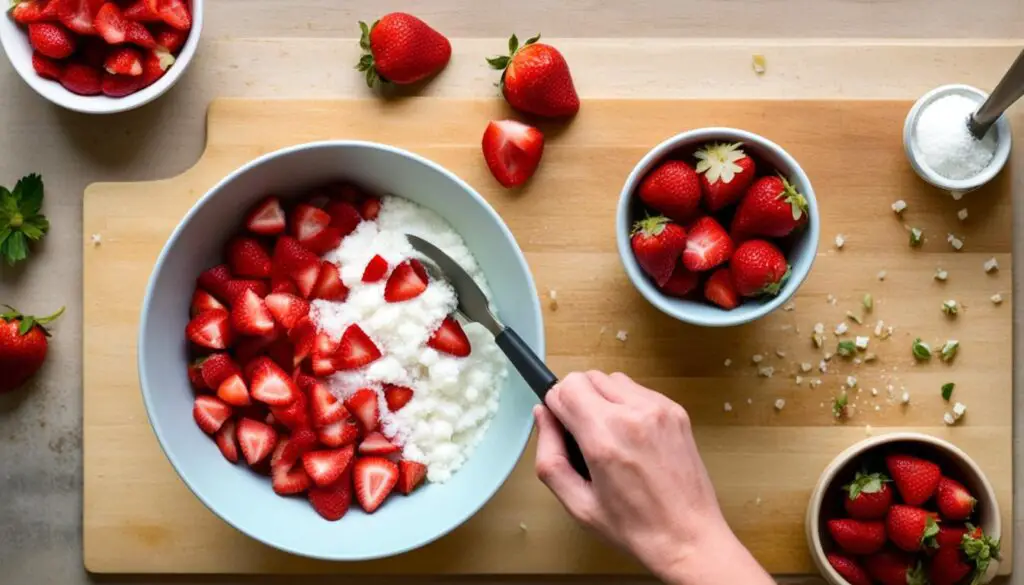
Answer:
top-left (234, 332), bottom-right (277, 364)
top-left (384, 259), bottom-right (429, 302)
top-left (124, 19), bottom-right (156, 48)
top-left (383, 384), bottom-right (414, 412)
top-left (31, 52), bottom-right (64, 80)
top-left (57, 0), bottom-right (98, 34)
top-left (271, 428), bottom-right (318, 472)
top-left (249, 357), bottom-right (300, 406)
top-left (123, 0), bottom-right (159, 21)
top-left (12, 0), bottom-right (57, 24)
top-left (140, 48), bottom-right (174, 86)
top-left (359, 197), bottom-right (381, 221)
top-left (317, 418), bottom-right (360, 448)
top-left (216, 373), bottom-right (251, 407)
top-left (187, 360), bottom-right (207, 390)
top-left (362, 255), bottom-right (389, 283)
top-left (270, 274), bottom-right (299, 295)
top-left (353, 457), bottom-right (399, 513)
top-left (245, 196), bottom-right (286, 236)
top-left (151, 22), bottom-right (187, 52)
top-left (230, 288), bottom-right (275, 336)
top-left (199, 353), bottom-right (239, 389)
top-left (223, 279), bottom-right (270, 305)
top-left (264, 293), bottom-right (310, 331)
top-left (227, 236), bottom-right (272, 278)
top-left (185, 309), bottom-right (234, 349)
top-left (310, 381), bottom-right (348, 427)
top-left (269, 391), bottom-right (311, 431)
top-left (291, 203), bottom-right (331, 242)
top-left (704, 268), bottom-right (739, 310)
top-left (100, 72), bottom-right (146, 97)
top-left (682, 216), bottom-right (734, 272)
top-left (332, 325), bottom-right (381, 370)
top-left (396, 460), bottom-right (428, 495)
top-left (291, 262), bottom-right (320, 299)
top-left (344, 388), bottom-right (380, 433)
top-left (359, 431), bottom-right (399, 456)
top-left (190, 288), bottom-right (226, 317)
top-left (304, 226), bottom-right (343, 256)
top-left (311, 261), bottom-right (348, 301)
top-left (197, 264), bottom-right (233, 302)
top-left (156, 0), bottom-right (190, 30)
top-left (302, 445), bottom-right (356, 487)
top-left (311, 351), bottom-right (337, 377)
top-left (325, 200), bottom-right (361, 236)
top-left (288, 316), bottom-right (317, 366)
top-left (94, 2), bottom-right (127, 44)
top-left (193, 395), bottom-right (232, 434)
top-left (427, 316), bottom-right (471, 357)
top-left (272, 236), bottom-right (317, 272)
top-left (481, 120), bottom-right (545, 187)
top-left (214, 418), bottom-right (239, 463)
top-left (236, 417), bottom-right (278, 465)
top-left (272, 464), bottom-right (312, 495)
top-left (308, 472), bottom-right (352, 521)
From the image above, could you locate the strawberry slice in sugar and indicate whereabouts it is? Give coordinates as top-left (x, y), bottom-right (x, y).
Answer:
top-left (332, 324), bottom-right (381, 370)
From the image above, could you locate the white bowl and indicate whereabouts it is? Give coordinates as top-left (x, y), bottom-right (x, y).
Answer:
top-left (806, 432), bottom-right (1001, 585)
top-left (139, 141), bottom-right (542, 560)
top-left (0, 0), bottom-right (202, 114)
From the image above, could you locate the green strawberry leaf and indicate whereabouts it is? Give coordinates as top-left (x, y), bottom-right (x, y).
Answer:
top-left (14, 173), bottom-right (43, 215)
top-left (486, 56), bottom-right (510, 69)
top-left (0, 174), bottom-right (47, 266)
top-left (18, 316), bottom-right (36, 335)
top-left (524, 33), bottom-right (541, 45)
top-left (3, 231), bottom-right (28, 265)
top-left (941, 382), bottom-right (955, 401)
top-left (508, 33), bottom-right (518, 54)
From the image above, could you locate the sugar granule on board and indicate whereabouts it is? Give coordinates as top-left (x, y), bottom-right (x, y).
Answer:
top-left (913, 94), bottom-right (997, 180)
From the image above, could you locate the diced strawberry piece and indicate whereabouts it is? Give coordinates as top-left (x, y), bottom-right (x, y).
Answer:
top-left (187, 360), bottom-right (207, 390)
top-left (383, 384), bottom-right (414, 412)
top-left (288, 316), bottom-right (317, 366)
top-left (291, 261), bottom-right (320, 299)
top-left (304, 226), bottom-right (343, 256)
top-left (353, 457), bottom-right (398, 513)
top-left (236, 417), bottom-right (278, 465)
top-left (264, 293), bottom-right (310, 331)
top-left (57, 0), bottom-right (98, 34)
top-left (233, 332), bottom-right (277, 364)
top-left (193, 395), bottom-right (232, 434)
top-left (272, 236), bottom-right (319, 274)
top-left (317, 419), bottom-right (360, 448)
top-left (310, 261), bottom-right (347, 301)
top-left (227, 236), bottom-right (272, 278)
top-left (332, 325), bottom-right (381, 370)
top-left (309, 381), bottom-right (347, 427)
top-left (123, 0), bottom-right (159, 21)
top-left (325, 200), bottom-right (361, 236)
top-left (216, 373), bottom-right (251, 407)
top-left (156, 0), bottom-right (190, 30)
top-left (396, 460), bottom-right (427, 495)
top-left (214, 418), bottom-right (239, 463)
top-left (344, 388), bottom-right (380, 433)
top-left (185, 309), bottom-right (234, 350)
top-left (94, 2), bottom-right (127, 44)
top-left (230, 289), bottom-right (275, 336)
top-left (359, 431), bottom-right (399, 456)
top-left (427, 316), bottom-right (470, 357)
top-left (101, 72), bottom-right (146, 97)
top-left (245, 196), bottom-right (286, 236)
top-left (140, 48), bottom-right (174, 86)
top-left (269, 391), bottom-right (310, 431)
top-left (270, 428), bottom-right (318, 472)
top-left (270, 274), bottom-right (299, 295)
top-left (272, 464), bottom-right (312, 495)
top-left (151, 22), bottom-right (187, 52)
top-left (291, 203), bottom-right (331, 243)
top-left (223, 279), bottom-right (270, 305)
top-left (190, 288), bottom-right (225, 317)
top-left (12, 0), bottom-right (57, 24)
top-left (383, 259), bottom-right (428, 302)
top-left (197, 264), bottom-right (233, 302)
top-left (359, 197), bottom-right (381, 221)
top-left (361, 255), bottom-right (389, 283)
top-left (199, 353), bottom-right (239, 389)
top-left (310, 333), bottom-right (339, 376)
top-left (59, 63), bottom-right (102, 96)
top-left (248, 357), bottom-right (300, 406)
top-left (704, 268), bottom-right (739, 310)
top-left (308, 472), bottom-right (352, 521)
top-left (302, 445), bottom-right (355, 487)
top-left (125, 20), bottom-right (155, 48)
top-left (31, 52), bottom-right (64, 80)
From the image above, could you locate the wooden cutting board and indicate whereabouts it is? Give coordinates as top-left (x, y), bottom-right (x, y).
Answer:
top-left (83, 98), bottom-right (1014, 575)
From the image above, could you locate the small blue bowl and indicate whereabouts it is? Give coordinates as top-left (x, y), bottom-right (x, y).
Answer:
top-left (616, 128), bottom-right (819, 327)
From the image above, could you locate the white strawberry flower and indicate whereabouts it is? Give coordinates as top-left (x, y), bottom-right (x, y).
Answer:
top-left (694, 142), bottom-right (747, 184)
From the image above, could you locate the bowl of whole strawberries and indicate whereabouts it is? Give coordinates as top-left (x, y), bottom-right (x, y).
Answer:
top-left (1, 0), bottom-right (200, 113)
top-left (807, 433), bottom-right (1002, 585)
top-left (616, 128), bottom-right (819, 327)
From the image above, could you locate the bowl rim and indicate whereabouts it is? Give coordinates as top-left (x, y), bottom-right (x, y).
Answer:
top-left (805, 432), bottom-right (1002, 585)
top-left (0, 0), bottom-right (203, 114)
top-left (615, 127), bottom-right (820, 327)
top-left (138, 139), bottom-right (543, 561)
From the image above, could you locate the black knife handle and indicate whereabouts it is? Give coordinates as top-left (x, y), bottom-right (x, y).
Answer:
top-left (495, 327), bottom-right (590, 480)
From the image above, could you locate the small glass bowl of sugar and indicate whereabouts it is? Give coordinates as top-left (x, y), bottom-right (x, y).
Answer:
top-left (903, 84), bottom-right (1012, 197)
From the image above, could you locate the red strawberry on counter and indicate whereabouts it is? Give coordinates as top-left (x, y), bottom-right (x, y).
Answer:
top-left (887, 504), bottom-right (940, 552)
top-left (826, 553), bottom-right (872, 585)
top-left (703, 268), bottom-right (738, 309)
top-left (693, 142), bottom-right (757, 211)
top-left (731, 175), bottom-right (808, 239)
top-left (28, 22), bottom-right (76, 59)
top-left (729, 239), bottom-right (789, 297)
top-left (0, 306), bottom-right (63, 393)
top-left (354, 456), bottom-right (399, 513)
top-left (356, 13), bottom-right (451, 86)
top-left (843, 471), bottom-right (894, 520)
top-left (427, 316), bottom-right (471, 357)
top-left (682, 216), bottom-right (733, 272)
top-left (827, 518), bottom-right (887, 555)
top-left (488, 33), bottom-right (579, 118)
top-left (935, 477), bottom-right (977, 521)
top-left (481, 120), bottom-right (545, 188)
top-left (636, 160), bottom-right (702, 223)
top-left (886, 453), bottom-right (941, 506)
top-left (864, 551), bottom-right (927, 585)
top-left (630, 215), bottom-right (686, 287)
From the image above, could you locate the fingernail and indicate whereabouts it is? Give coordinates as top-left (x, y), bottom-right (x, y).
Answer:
top-left (532, 405), bottom-right (542, 417)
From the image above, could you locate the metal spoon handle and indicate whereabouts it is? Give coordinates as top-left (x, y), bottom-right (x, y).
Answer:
top-left (969, 48), bottom-right (1024, 138)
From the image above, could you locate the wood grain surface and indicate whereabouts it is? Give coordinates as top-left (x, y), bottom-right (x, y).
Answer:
top-left (83, 97), bottom-right (1014, 576)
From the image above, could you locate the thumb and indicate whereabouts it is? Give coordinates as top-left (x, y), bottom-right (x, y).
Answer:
top-left (533, 405), bottom-right (597, 524)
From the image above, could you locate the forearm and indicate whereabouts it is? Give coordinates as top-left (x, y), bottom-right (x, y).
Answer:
top-left (655, 531), bottom-right (775, 585)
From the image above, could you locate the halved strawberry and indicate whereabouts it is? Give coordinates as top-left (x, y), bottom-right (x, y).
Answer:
top-left (200, 353), bottom-right (239, 389)
top-left (481, 120), bottom-right (545, 188)
top-left (12, 0), bottom-right (57, 24)
top-left (193, 395), bottom-right (232, 434)
top-left (325, 200), bottom-right (361, 236)
top-left (185, 309), bottom-right (234, 349)
top-left (310, 261), bottom-right (347, 301)
top-left (248, 357), bottom-right (300, 406)
top-left (302, 445), bottom-right (355, 487)
top-left (682, 216), bottom-right (734, 272)
top-left (291, 203), bottom-right (331, 243)
top-left (271, 428), bottom-right (317, 472)
top-left (317, 419), bottom-right (360, 448)
top-left (359, 431), bottom-right (399, 456)
top-left (197, 264), bottom-right (233, 302)
top-left (223, 279), bottom-right (270, 305)
top-left (269, 391), bottom-right (310, 431)
top-left (427, 316), bottom-right (471, 357)
top-left (190, 288), bottom-right (226, 317)
top-left (230, 288), bottom-right (275, 336)
top-left (272, 464), bottom-right (312, 495)
top-left (265, 293), bottom-right (310, 331)
top-left (310, 381), bottom-right (348, 427)
top-left (272, 236), bottom-right (318, 272)
top-left (94, 2), bottom-right (128, 44)
top-left (156, 0), bottom-right (190, 30)
top-left (217, 373), bottom-right (251, 407)
top-left (362, 255), bottom-right (389, 283)
top-left (227, 237), bottom-right (272, 278)
top-left (383, 384), bottom-right (414, 412)
top-left (214, 418), bottom-right (239, 463)
top-left (344, 388), bottom-right (380, 433)
top-left (236, 417), bottom-right (278, 465)
top-left (308, 472), bottom-right (353, 521)
top-left (245, 196), bottom-right (286, 235)
top-left (396, 460), bottom-right (427, 495)
top-left (32, 52), bottom-right (64, 80)
top-left (359, 197), bottom-right (381, 221)
top-left (332, 325), bottom-right (381, 370)
top-left (187, 360), bottom-right (207, 390)
top-left (353, 457), bottom-right (399, 513)
top-left (125, 20), bottom-right (156, 48)
top-left (384, 259), bottom-right (429, 302)
top-left (704, 268), bottom-right (739, 310)
top-left (123, 0), bottom-right (159, 21)
top-left (57, 0), bottom-right (98, 34)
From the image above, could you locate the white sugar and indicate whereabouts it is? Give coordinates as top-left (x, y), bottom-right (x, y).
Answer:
top-left (913, 94), bottom-right (996, 180)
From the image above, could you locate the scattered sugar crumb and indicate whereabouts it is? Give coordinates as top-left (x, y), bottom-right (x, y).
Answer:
top-left (834, 234), bottom-right (846, 249)
top-left (943, 412), bottom-right (956, 426)
top-left (783, 302), bottom-right (796, 311)
top-left (752, 354), bottom-right (764, 364)
top-left (991, 293), bottom-right (1003, 305)
top-left (948, 233), bottom-right (964, 251)
top-left (752, 54), bottom-right (766, 75)
top-left (864, 353), bottom-right (877, 362)
top-left (800, 362), bottom-right (812, 373)
top-left (891, 200), bottom-right (907, 214)
top-left (855, 336), bottom-right (869, 350)
top-left (758, 366), bottom-right (775, 378)
top-left (775, 349), bottom-right (786, 358)
top-left (795, 375), bottom-right (804, 385)
top-left (853, 357), bottom-right (862, 365)
top-left (599, 326), bottom-right (607, 335)
top-left (548, 290), bottom-right (558, 310)
top-left (901, 391), bottom-right (910, 404)
top-left (615, 330), bottom-right (628, 342)
top-left (865, 425), bottom-right (873, 436)
top-left (871, 388), bottom-right (878, 396)
top-left (724, 358), bottom-right (733, 367)
top-left (846, 375), bottom-right (857, 388)
top-left (826, 294), bottom-right (837, 306)
top-left (90, 233), bottom-right (102, 246)
top-left (824, 352), bottom-right (834, 361)
top-left (723, 402), bottom-right (733, 412)
top-left (951, 191), bottom-right (964, 201)
top-left (774, 398), bottom-right (786, 411)
top-left (835, 322), bottom-right (848, 335)
top-left (519, 522), bottom-right (528, 531)
top-left (957, 208), bottom-right (968, 222)
top-left (755, 496), bottom-right (762, 505)
top-left (984, 258), bottom-right (999, 273)
top-left (873, 320), bottom-right (884, 337)
top-left (874, 405), bottom-right (881, 412)
top-left (877, 270), bottom-right (887, 281)
top-left (819, 360), bottom-right (828, 373)
top-left (935, 268), bottom-right (948, 281)
top-left (746, 398), bottom-right (753, 405)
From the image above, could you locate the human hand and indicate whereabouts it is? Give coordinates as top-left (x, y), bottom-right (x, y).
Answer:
top-left (534, 371), bottom-right (773, 585)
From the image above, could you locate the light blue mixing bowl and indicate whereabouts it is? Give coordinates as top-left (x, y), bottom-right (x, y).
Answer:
top-left (138, 141), bottom-right (542, 560)
top-left (616, 127), bottom-right (819, 327)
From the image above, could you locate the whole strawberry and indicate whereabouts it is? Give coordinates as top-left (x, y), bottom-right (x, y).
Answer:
top-left (843, 471), bottom-right (893, 520)
top-left (887, 504), bottom-right (940, 552)
top-left (488, 34), bottom-right (579, 118)
top-left (886, 453), bottom-right (941, 506)
top-left (928, 524), bottom-right (1000, 585)
top-left (28, 22), bottom-right (77, 59)
top-left (637, 160), bottom-right (702, 223)
top-left (0, 305), bottom-right (63, 393)
top-left (827, 518), bottom-right (886, 555)
top-left (631, 216), bottom-right (686, 287)
top-left (826, 553), bottom-right (872, 585)
top-left (356, 13), bottom-right (451, 86)
top-left (693, 142), bottom-right (756, 211)
top-left (729, 239), bottom-right (789, 297)
top-left (731, 174), bottom-right (808, 239)
top-left (935, 477), bottom-right (977, 521)
top-left (864, 551), bottom-right (927, 585)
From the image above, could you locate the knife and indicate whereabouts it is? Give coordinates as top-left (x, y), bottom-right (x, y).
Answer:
top-left (407, 234), bottom-right (590, 480)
